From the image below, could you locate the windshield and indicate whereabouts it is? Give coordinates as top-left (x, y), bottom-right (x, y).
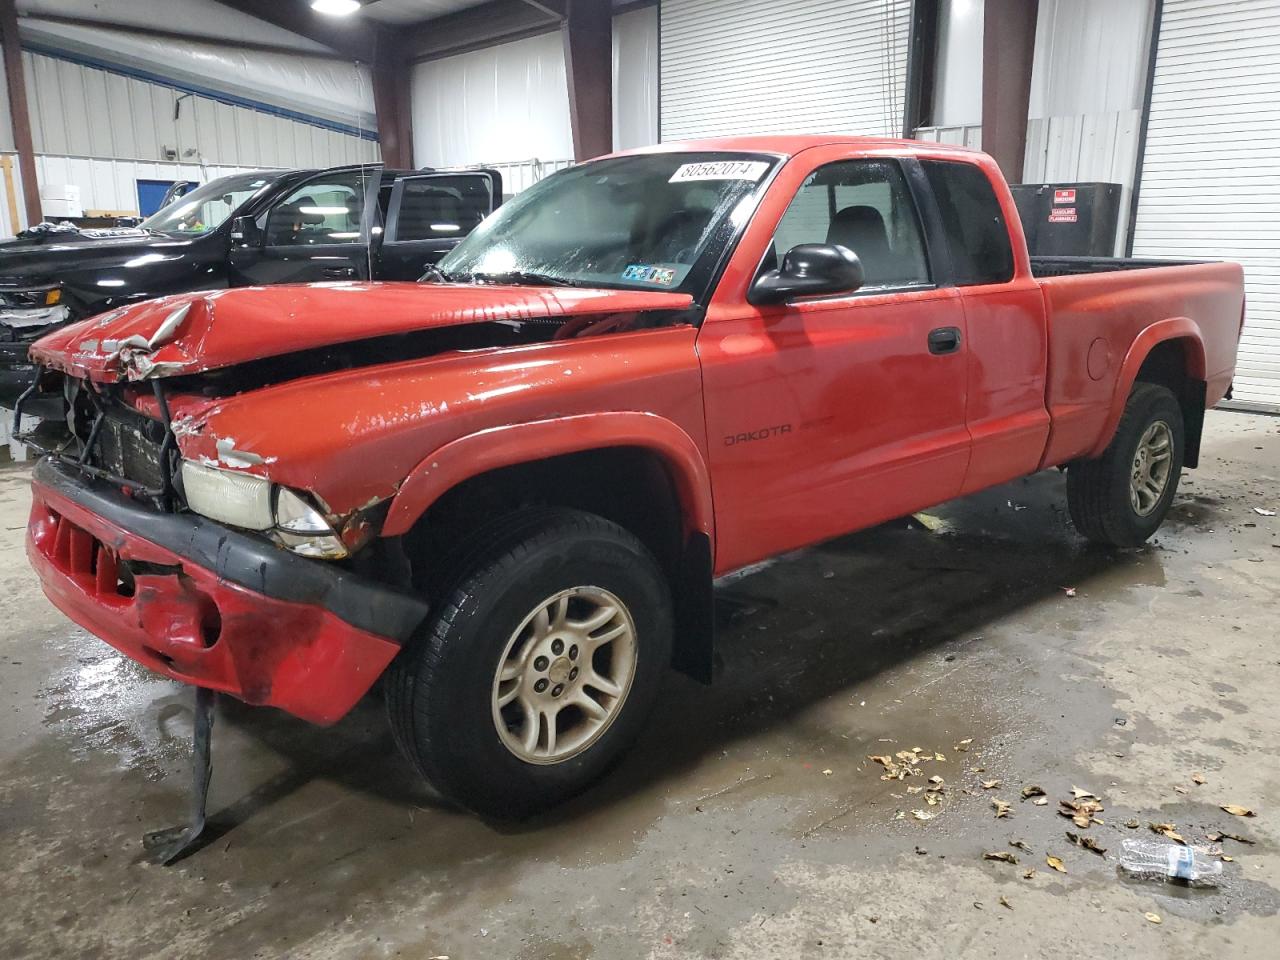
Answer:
top-left (437, 152), bottom-right (778, 295)
top-left (140, 172), bottom-right (278, 236)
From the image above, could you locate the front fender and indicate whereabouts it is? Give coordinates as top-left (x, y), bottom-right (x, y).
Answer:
top-left (1087, 317), bottom-right (1206, 460)
top-left (382, 411), bottom-right (716, 543)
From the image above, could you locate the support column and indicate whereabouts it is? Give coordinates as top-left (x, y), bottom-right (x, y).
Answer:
top-left (981, 0), bottom-right (1039, 183)
top-left (562, 0), bottom-right (612, 162)
top-left (0, 0), bottom-right (40, 227)
top-left (371, 36), bottom-right (414, 169)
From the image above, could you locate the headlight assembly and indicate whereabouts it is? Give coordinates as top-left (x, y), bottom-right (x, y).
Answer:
top-left (180, 460), bottom-right (350, 559)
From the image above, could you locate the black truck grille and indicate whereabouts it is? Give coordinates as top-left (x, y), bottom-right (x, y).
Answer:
top-left (92, 413), bottom-right (168, 492)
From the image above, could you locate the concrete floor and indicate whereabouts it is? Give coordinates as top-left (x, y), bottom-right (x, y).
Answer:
top-left (1, 408), bottom-right (1277, 960)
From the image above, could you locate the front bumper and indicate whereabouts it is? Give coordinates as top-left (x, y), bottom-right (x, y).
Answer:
top-left (27, 458), bottom-right (429, 724)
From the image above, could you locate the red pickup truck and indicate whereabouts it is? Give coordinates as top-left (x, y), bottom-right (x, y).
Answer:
top-left (20, 137), bottom-right (1244, 825)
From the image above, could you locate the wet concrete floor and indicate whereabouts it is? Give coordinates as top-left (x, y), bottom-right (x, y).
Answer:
top-left (1, 409), bottom-right (1278, 959)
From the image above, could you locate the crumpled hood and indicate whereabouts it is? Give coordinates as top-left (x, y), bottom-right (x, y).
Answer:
top-left (30, 281), bottom-right (695, 382)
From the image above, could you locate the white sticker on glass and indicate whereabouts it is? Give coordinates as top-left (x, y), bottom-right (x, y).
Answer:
top-left (669, 161), bottom-right (769, 183)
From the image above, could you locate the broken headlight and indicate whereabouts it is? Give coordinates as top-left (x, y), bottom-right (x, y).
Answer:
top-left (180, 461), bottom-right (349, 559)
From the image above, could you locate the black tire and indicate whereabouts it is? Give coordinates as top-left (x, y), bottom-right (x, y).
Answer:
top-left (385, 506), bottom-right (673, 819)
top-left (1067, 382), bottom-right (1185, 547)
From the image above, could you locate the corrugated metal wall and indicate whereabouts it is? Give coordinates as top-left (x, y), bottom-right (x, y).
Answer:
top-left (1131, 0), bottom-right (1280, 410)
top-left (660, 0), bottom-right (912, 140)
top-left (24, 51), bottom-right (379, 171)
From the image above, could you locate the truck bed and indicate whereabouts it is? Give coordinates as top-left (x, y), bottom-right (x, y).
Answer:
top-left (1035, 258), bottom-right (1245, 468)
top-left (1030, 255), bottom-right (1205, 278)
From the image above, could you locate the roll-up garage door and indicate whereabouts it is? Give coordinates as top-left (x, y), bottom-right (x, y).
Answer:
top-left (659, 0), bottom-right (912, 141)
top-left (1131, 0), bottom-right (1280, 410)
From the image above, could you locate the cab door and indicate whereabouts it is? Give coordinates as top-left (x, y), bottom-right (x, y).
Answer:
top-left (376, 170), bottom-right (503, 280)
top-left (698, 153), bottom-right (971, 573)
top-left (227, 165), bottom-right (381, 286)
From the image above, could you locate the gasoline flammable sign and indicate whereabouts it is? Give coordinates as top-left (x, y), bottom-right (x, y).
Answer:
top-left (1049, 207), bottom-right (1078, 223)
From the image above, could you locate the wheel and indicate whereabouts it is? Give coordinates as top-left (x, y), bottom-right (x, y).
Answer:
top-left (385, 507), bottom-right (673, 819)
top-left (1067, 382), bottom-right (1185, 547)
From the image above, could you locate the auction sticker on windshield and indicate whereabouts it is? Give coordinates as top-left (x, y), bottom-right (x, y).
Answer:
top-left (669, 161), bottom-right (769, 183)
top-left (622, 264), bottom-right (677, 285)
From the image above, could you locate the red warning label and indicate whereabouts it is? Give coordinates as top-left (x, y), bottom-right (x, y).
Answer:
top-left (1053, 188), bottom-right (1077, 205)
top-left (1048, 207), bottom-right (1078, 223)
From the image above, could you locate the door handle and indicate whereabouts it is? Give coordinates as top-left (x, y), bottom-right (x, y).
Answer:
top-left (928, 326), bottom-right (962, 355)
top-left (322, 266), bottom-right (356, 279)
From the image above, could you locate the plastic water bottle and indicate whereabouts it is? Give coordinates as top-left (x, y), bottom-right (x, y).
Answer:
top-left (1118, 838), bottom-right (1222, 887)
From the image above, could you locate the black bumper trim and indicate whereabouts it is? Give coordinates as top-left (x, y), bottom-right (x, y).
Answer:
top-left (34, 457), bottom-right (429, 643)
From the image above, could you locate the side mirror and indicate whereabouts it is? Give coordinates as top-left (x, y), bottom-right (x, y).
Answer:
top-left (749, 243), bottom-right (865, 305)
top-left (229, 215), bottom-right (261, 246)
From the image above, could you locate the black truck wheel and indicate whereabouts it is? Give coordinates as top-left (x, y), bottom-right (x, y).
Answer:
top-left (385, 507), bottom-right (672, 819)
top-left (1067, 382), bottom-right (1185, 547)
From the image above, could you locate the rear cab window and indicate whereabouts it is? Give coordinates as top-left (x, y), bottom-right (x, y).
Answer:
top-left (920, 160), bottom-right (1014, 286)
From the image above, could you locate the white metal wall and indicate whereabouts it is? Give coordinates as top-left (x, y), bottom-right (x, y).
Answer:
top-left (660, 0), bottom-right (912, 141)
top-left (932, 0), bottom-right (983, 128)
top-left (24, 51), bottom-right (379, 171)
top-left (613, 5), bottom-right (658, 151)
top-left (1132, 0), bottom-right (1280, 410)
top-left (411, 31), bottom-right (574, 171)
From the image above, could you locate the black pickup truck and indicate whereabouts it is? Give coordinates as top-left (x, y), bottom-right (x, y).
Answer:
top-left (0, 163), bottom-right (501, 406)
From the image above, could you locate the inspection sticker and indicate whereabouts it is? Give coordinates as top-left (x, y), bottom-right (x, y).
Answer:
top-left (622, 264), bottom-right (677, 285)
top-left (669, 160), bottom-right (769, 183)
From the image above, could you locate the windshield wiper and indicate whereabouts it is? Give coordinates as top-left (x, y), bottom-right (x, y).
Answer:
top-left (465, 270), bottom-right (581, 288)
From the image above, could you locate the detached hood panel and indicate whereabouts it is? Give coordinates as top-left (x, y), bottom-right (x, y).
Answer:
top-left (30, 282), bottom-right (694, 382)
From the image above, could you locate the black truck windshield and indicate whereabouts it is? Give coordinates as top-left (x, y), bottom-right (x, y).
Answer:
top-left (437, 152), bottom-right (778, 295)
top-left (141, 172), bottom-right (278, 236)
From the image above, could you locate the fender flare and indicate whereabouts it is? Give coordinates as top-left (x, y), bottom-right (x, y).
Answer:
top-left (381, 411), bottom-right (716, 541)
top-left (1087, 317), bottom-right (1207, 460)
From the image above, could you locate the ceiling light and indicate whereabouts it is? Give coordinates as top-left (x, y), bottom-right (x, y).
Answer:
top-left (311, 0), bottom-right (361, 16)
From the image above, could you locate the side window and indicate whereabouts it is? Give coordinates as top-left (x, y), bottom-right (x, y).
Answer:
top-left (920, 160), bottom-right (1014, 285)
top-left (769, 159), bottom-right (930, 289)
top-left (390, 176), bottom-right (494, 242)
top-left (265, 170), bottom-right (371, 246)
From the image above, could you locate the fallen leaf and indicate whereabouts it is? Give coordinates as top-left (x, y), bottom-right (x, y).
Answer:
top-left (1221, 805), bottom-right (1256, 818)
top-left (984, 851), bottom-right (1018, 864)
top-left (1010, 840), bottom-right (1032, 852)
top-left (925, 793), bottom-right (941, 806)
top-left (934, 752), bottom-right (946, 762)
top-left (982, 779), bottom-right (1002, 790)
top-left (1021, 785), bottom-right (1046, 799)
top-left (1032, 797), bottom-right (1049, 806)
top-left (906, 785), bottom-right (923, 795)
top-left (1022, 868), bottom-right (1036, 880)
top-left (868, 755), bottom-right (894, 767)
top-left (1144, 912), bottom-right (1162, 925)
top-left (1066, 831), bottom-right (1107, 855)
top-left (1046, 855), bottom-right (1066, 873)
top-left (911, 810), bottom-right (935, 821)
top-left (1222, 855), bottom-right (1234, 863)
top-left (992, 799), bottom-right (1012, 819)
top-left (1254, 507), bottom-right (1276, 516)
top-left (955, 738), bottom-right (973, 752)
top-left (929, 775), bottom-right (945, 785)
top-left (822, 769), bottom-right (833, 776)
top-left (999, 895), bottom-right (1012, 910)
top-left (893, 810), bottom-right (905, 821)
top-left (1060, 798), bottom-right (1105, 828)
top-left (1071, 786), bottom-right (1096, 800)
top-left (1192, 773), bottom-right (1206, 785)
top-left (1125, 819), bottom-right (1140, 829)
top-left (1149, 822), bottom-right (1186, 845)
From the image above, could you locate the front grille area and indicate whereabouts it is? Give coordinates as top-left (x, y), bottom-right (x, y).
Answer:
top-left (36, 507), bottom-right (132, 603)
top-left (92, 412), bottom-right (168, 492)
